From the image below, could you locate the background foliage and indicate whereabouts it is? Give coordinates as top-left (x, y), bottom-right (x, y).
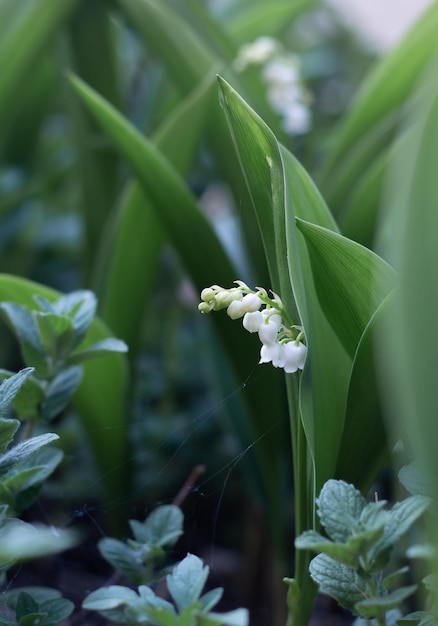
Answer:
top-left (0, 1), bottom-right (437, 625)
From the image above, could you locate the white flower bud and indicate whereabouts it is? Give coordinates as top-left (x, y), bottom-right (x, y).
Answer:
top-left (198, 301), bottom-right (214, 314)
top-left (227, 300), bottom-right (245, 320)
top-left (243, 311), bottom-right (263, 333)
top-left (215, 290), bottom-right (241, 310)
top-left (241, 293), bottom-right (262, 313)
top-left (200, 287), bottom-right (217, 302)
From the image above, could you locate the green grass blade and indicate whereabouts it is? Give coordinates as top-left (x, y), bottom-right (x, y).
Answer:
top-left (226, 0), bottom-right (319, 41)
top-left (68, 73), bottom-right (235, 293)
top-left (66, 0), bottom-right (121, 275)
top-left (0, 274), bottom-right (129, 530)
top-left (0, 0), bottom-right (79, 138)
top-left (381, 52), bottom-right (438, 500)
top-left (95, 74), bottom-right (216, 350)
top-left (296, 219), bottom-right (396, 358)
top-left (116, 0), bottom-right (215, 93)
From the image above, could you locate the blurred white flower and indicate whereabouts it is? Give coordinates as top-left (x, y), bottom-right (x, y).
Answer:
top-left (262, 57), bottom-right (300, 86)
top-left (281, 101), bottom-right (312, 135)
top-left (235, 38), bottom-right (312, 136)
top-left (234, 36), bottom-right (278, 71)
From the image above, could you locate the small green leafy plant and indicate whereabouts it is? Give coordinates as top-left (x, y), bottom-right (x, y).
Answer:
top-left (295, 480), bottom-right (431, 625)
top-left (98, 504), bottom-right (184, 585)
top-left (84, 552), bottom-right (248, 626)
top-left (83, 505), bottom-right (248, 626)
top-left (0, 368), bottom-right (76, 624)
top-left (0, 290), bottom-right (127, 428)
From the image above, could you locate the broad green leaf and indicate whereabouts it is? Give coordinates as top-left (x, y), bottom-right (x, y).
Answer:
top-left (167, 554), bottom-right (209, 611)
top-left (218, 76), bottom-right (350, 622)
top-left (281, 148), bottom-right (353, 493)
top-left (309, 553), bottom-right (367, 610)
top-left (0, 274), bottom-right (129, 523)
top-left (379, 47), bottom-right (438, 511)
top-left (296, 219), bottom-right (396, 358)
top-left (218, 79), bottom-right (351, 500)
top-left (316, 480), bottom-right (365, 542)
top-left (335, 295), bottom-right (392, 489)
top-left (321, 1), bottom-right (438, 179)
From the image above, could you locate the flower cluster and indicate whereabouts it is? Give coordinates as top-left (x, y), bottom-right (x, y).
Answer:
top-left (199, 282), bottom-right (307, 374)
top-left (233, 36), bottom-right (312, 136)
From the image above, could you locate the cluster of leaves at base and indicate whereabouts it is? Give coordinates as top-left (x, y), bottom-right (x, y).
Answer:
top-left (0, 290), bottom-right (127, 422)
top-left (84, 505), bottom-right (248, 626)
top-left (295, 479), bottom-right (431, 623)
top-left (0, 370), bottom-right (76, 625)
top-left (0, 589), bottom-right (74, 626)
top-left (84, 552), bottom-right (247, 626)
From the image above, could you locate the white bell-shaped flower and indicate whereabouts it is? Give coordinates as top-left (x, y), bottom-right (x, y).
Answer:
top-left (258, 312), bottom-right (282, 345)
top-left (278, 341), bottom-right (307, 373)
top-left (243, 311), bottom-right (263, 333)
top-left (259, 342), bottom-right (282, 366)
